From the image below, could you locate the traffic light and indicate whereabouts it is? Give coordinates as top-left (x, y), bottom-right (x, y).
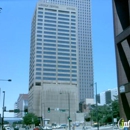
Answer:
top-left (68, 117), bottom-right (72, 122)
top-left (24, 109), bottom-right (28, 114)
top-left (48, 107), bottom-right (50, 113)
top-left (14, 109), bottom-right (20, 113)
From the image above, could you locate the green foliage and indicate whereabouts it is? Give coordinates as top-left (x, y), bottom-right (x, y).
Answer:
top-left (23, 113), bottom-right (40, 125)
top-left (85, 117), bottom-right (91, 122)
top-left (89, 96), bottom-right (120, 125)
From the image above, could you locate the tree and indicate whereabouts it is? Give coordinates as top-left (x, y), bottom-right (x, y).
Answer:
top-left (89, 96), bottom-right (120, 125)
top-left (23, 113), bottom-right (40, 126)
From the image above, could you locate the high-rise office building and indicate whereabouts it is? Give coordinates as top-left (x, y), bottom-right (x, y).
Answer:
top-left (38, 0), bottom-right (94, 102)
top-left (29, 2), bottom-right (79, 123)
top-left (112, 0), bottom-right (130, 120)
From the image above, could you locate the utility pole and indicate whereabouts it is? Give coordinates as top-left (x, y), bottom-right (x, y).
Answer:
top-left (2, 91), bottom-right (5, 130)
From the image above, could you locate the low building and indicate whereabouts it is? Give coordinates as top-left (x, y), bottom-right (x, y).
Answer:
top-left (15, 94), bottom-right (28, 118)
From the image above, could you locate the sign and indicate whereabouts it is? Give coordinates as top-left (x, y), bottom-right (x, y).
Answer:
top-left (114, 118), bottom-right (117, 122)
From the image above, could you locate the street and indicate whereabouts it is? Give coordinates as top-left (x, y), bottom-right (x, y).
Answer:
top-left (17, 125), bottom-right (119, 130)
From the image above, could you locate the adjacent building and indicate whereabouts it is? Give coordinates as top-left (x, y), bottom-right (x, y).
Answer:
top-left (15, 94), bottom-right (28, 118)
top-left (112, 0), bottom-right (130, 120)
top-left (97, 88), bottom-right (118, 105)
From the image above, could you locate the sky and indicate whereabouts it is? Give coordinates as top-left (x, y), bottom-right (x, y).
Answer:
top-left (0, 0), bottom-right (117, 117)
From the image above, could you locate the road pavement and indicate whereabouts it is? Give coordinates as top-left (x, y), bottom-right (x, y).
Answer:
top-left (18, 125), bottom-right (119, 130)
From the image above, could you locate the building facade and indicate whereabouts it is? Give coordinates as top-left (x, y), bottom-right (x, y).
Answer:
top-left (36, 0), bottom-right (94, 102)
top-left (29, 2), bottom-right (79, 123)
top-left (15, 94), bottom-right (28, 118)
top-left (112, 0), bottom-right (130, 120)
top-left (97, 88), bottom-right (118, 105)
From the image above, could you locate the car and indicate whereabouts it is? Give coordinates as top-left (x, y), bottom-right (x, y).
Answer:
top-left (4, 127), bottom-right (11, 130)
top-left (84, 126), bottom-right (92, 130)
top-left (75, 123), bottom-right (80, 127)
top-left (60, 124), bottom-right (68, 128)
top-left (42, 126), bottom-right (52, 130)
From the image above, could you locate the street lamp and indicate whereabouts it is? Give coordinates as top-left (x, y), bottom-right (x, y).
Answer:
top-left (0, 79), bottom-right (11, 130)
top-left (2, 91), bottom-right (5, 130)
top-left (0, 79), bottom-right (12, 82)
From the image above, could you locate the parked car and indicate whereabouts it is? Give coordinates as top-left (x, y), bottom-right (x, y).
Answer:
top-left (4, 127), bottom-right (11, 130)
top-left (60, 124), bottom-right (68, 128)
top-left (42, 126), bottom-right (52, 130)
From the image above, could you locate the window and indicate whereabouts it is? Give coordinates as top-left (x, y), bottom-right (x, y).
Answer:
top-left (43, 64), bottom-right (56, 67)
top-left (43, 68), bottom-right (56, 71)
top-left (58, 29), bottom-right (69, 32)
top-left (43, 77), bottom-right (56, 80)
top-left (44, 31), bottom-right (56, 35)
top-left (45, 8), bottom-right (56, 12)
top-left (58, 48), bottom-right (69, 52)
top-left (58, 53), bottom-right (70, 56)
top-left (36, 55), bottom-right (42, 58)
top-left (44, 43), bottom-right (56, 47)
top-left (72, 79), bottom-right (77, 81)
top-left (44, 56), bottom-right (56, 59)
top-left (36, 68), bottom-right (42, 71)
top-left (58, 25), bottom-right (69, 28)
top-left (58, 61), bottom-right (70, 64)
top-left (58, 65), bottom-right (70, 68)
top-left (38, 11), bottom-right (43, 14)
top-left (36, 77), bottom-right (41, 80)
top-left (58, 33), bottom-right (69, 36)
top-left (44, 60), bottom-right (56, 63)
top-left (58, 69), bottom-right (70, 72)
top-left (72, 70), bottom-right (77, 73)
top-left (36, 51), bottom-right (42, 54)
top-left (58, 10), bottom-right (69, 13)
top-left (45, 16), bottom-right (56, 19)
top-left (38, 15), bottom-right (43, 18)
top-left (58, 41), bottom-right (69, 44)
top-left (37, 27), bottom-right (42, 29)
top-left (58, 44), bottom-right (69, 48)
top-left (44, 47), bottom-right (56, 51)
top-left (44, 39), bottom-right (56, 42)
top-left (58, 74), bottom-right (70, 77)
top-left (36, 64), bottom-right (42, 66)
top-left (58, 18), bottom-right (69, 21)
top-left (58, 21), bottom-right (69, 25)
top-left (45, 12), bottom-right (56, 16)
top-left (72, 66), bottom-right (77, 68)
top-left (44, 24), bottom-right (56, 27)
top-left (36, 59), bottom-right (42, 62)
top-left (58, 14), bottom-right (69, 17)
top-left (44, 27), bottom-right (56, 31)
top-left (58, 78), bottom-right (70, 81)
top-left (37, 39), bottom-right (42, 41)
top-left (58, 57), bottom-right (70, 60)
top-left (44, 20), bottom-right (56, 23)
top-left (44, 51), bottom-right (56, 55)
top-left (43, 73), bottom-right (56, 76)
top-left (44, 35), bottom-right (56, 38)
